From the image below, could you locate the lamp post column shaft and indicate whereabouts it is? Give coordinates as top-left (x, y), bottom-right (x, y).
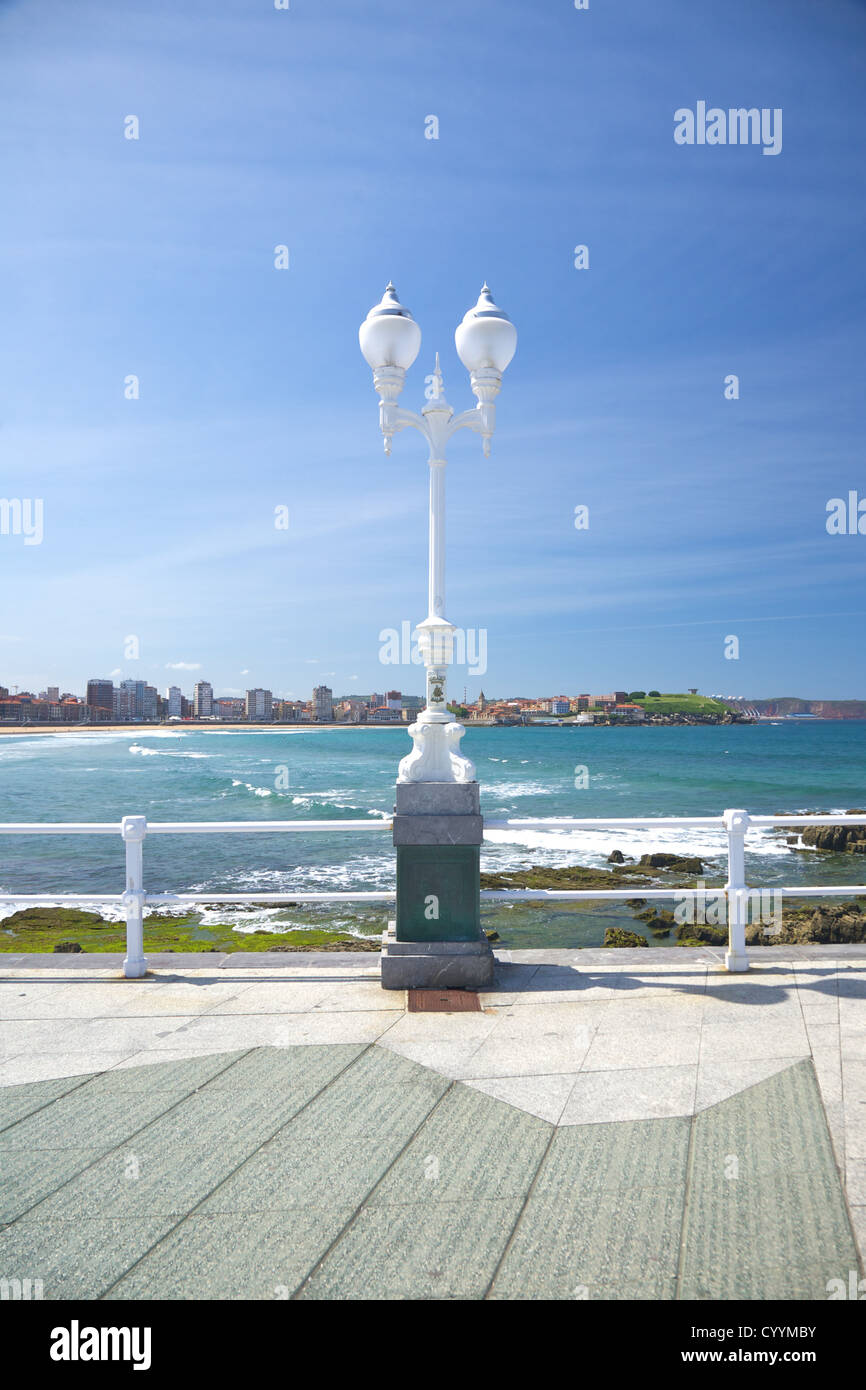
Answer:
top-left (428, 460), bottom-right (446, 620)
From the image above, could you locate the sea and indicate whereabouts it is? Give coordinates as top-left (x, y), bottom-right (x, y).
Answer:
top-left (0, 721), bottom-right (864, 949)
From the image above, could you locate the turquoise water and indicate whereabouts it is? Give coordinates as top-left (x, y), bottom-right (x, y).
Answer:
top-left (0, 721), bottom-right (863, 945)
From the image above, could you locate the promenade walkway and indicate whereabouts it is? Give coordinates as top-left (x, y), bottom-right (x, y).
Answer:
top-left (1, 947), bottom-right (865, 1300)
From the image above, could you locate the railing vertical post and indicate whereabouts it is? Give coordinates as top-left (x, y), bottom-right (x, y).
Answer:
top-left (121, 815), bottom-right (148, 979)
top-left (723, 809), bottom-right (750, 973)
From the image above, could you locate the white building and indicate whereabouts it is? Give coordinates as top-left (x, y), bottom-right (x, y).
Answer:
top-left (193, 681), bottom-right (213, 718)
top-left (246, 688), bottom-right (273, 721)
top-left (117, 679), bottom-right (144, 721)
top-left (312, 686), bottom-right (334, 721)
top-left (166, 686), bottom-right (182, 719)
top-left (114, 684), bottom-right (135, 721)
top-left (548, 698), bottom-right (570, 715)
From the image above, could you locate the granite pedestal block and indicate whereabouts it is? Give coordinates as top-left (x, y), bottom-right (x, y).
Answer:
top-left (380, 922), bottom-right (495, 990)
top-left (394, 782), bottom-right (480, 816)
top-left (392, 814), bottom-right (483, 846)
top-left (381, 780), bottom-right (492, 990)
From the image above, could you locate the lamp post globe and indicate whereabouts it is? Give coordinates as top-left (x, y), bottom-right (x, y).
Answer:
top-left (454, 284), bottom-right (517, 377)
top-left (359, 283), bottom-right (422, 384)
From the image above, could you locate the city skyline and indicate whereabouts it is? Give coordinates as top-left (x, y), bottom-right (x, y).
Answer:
top-left (2, 1), bottom-right (866, 697)
top-left (1, 669), bottom-right (862, 710)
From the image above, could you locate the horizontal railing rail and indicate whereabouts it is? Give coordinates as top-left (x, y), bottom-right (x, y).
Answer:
top-left (0, 819), bottom-right (390, 835)
top-left (0, 811), bottom-right (863, 976)
top-left (484, 814), bottom-right (866, 829)
top-left (483, 811), bottom-right (866, 971)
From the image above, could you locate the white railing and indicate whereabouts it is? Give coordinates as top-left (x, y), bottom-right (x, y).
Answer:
top-left (0, 810), bottom-right (864, 977)
top-left (0, 816), bottom-right (396, 978)
top-left (483, 811), bottom-right (866, 972)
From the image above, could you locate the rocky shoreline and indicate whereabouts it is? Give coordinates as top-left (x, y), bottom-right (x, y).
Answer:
top-left (4, 818), bottom-right (865, 955)
top-left (791, 810), bottom-right (866, 854)
top-left (482, 839), bottom-right (866, 949)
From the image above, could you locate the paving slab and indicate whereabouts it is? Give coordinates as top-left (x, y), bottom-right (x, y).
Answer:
top-left (848, 1204), bottom-right (866, 1266)
top-left (582, 1024), bottom-right (702, 1072)
top-left (1, 953), bottom-right (865, 1300)
top-left (0, 1217), bottom-right (180, 1300)
top-left (439, 1005), bottom-right (601, 1080)
top-left (23, 1050), bottom-right (365, 1222)
top-left (198, 1051), bottom-right (450, 1215)
top-left (368, 1084), bottom-right (550, 1205)
top-left (845, 1159), bottom-right (866, 1205)
top-left (378, 1036), bottom-right (495, 1079)
top-left (297, 1197), bottom-right (526, 1300)
top-left (91, 1050), bottom-right (251, 1089)
top-left (490, 1183), bottom-right (686, 1301)
top-left (0, 980), bottom-right (251, 1020)
top-left (597, 993), bottom-right (706, 1030)
top-left (464, 1072), bottom-right (579, 1124)
top-left (688, 1060), bottom-right (841, 1180)
top-left (0, 1073), bottom-right (92, 1130)
top-left (695, 1056), bottom-right (807, 1111)
top-left (0, 1051), bottom-right (142, 1086)
top-left (104, 1208), bottom-right (357, 1300)
top-left (500, 964), bottom-right (618, 1005)
top-left (0, 1144), bottom-right (106, 1222)
top-left (535, 1114), bottom-right (691, 1198)
top-left (560, 1065), bottom-right (698, 1125)
top-left (0, 1016), bottom-right (193, 1055)
top-left (141, 1009), bottom-right (398, 1050)
top-left (679, 1172), bottom-right (859, 1301)
top-left (0, 1084), bottom-right (205, 1152)
top-left (678, 1061), bottom-right (859, 1299)
top-left (698, 1019), bottom-right (810, 1061)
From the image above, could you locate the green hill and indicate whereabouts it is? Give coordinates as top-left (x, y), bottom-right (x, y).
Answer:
top-left (636, 693), bottom-right (730, 716)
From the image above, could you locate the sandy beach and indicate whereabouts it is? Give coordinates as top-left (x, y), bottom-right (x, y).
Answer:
top-left (0, 722), bottom-right (404, 736)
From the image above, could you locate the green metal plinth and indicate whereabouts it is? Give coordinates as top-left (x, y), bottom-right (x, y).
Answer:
top-left (395, 845), bottom-right (481, 943)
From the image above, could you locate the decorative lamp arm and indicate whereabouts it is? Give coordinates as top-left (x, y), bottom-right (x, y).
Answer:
top-left (378, 402), bottom-right (428, 456)
top-left (448, 402), bottom-right (496, 457)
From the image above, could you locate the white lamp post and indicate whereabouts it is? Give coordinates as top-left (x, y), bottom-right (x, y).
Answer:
top-left (359, 283), bottom-right (517, 784)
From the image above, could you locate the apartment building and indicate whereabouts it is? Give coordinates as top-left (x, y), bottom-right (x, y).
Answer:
top-left (245, 688), bottom-right (273, 721)
top-left (193, 681), bottom-right (213, 718)
top-left (312, 686), bottom-right (334, 721)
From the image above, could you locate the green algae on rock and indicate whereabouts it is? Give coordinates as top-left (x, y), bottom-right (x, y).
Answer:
top-left (603, 927), bottom-right (649, 948)
top-left (0, 907), bottom-right (382, 954)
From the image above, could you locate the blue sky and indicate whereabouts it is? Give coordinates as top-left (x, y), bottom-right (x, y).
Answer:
top-left (1, 0), bottom-right (865, 701)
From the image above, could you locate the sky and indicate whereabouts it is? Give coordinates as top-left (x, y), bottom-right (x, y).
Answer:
top-left (1, 0), bottom-right (865, 702)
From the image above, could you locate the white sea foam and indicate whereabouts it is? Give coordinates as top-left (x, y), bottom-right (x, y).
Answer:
top-left (208, 852), bottom-right (396, 894)
top-left (0, 730), bottom-right (189, 755)
top-left (231, 779), bottom-right (273, 797)
top-left (483, 781), bottom-right (557, 798)
top-left (481, 820), bottom-right (799, 867)
top-left (129, 730), bottom-right (187, 739)
top-left (286, 791), bottom-right (389, 816)
top-left (129, 745), bottom-right (210, 759)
